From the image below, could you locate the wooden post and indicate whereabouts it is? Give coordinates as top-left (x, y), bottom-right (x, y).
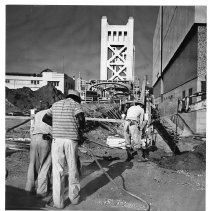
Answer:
top-left (176, 99), bottom-right (179, 140)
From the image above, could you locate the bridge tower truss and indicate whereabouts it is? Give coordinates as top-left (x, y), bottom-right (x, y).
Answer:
top-left (100, 16), bottom-right (135, 82)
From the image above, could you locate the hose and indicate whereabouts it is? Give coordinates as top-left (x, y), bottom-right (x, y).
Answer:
top-left (6, 119), bottom-right (150, 210)
top-left (6, 118), bottom-right (31, 133)
top-left (87, 148), bottom-right (150, 211)
top-left (84, 139), bottom-right (150, 211)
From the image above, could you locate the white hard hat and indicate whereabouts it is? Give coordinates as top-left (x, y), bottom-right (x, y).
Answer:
top-left (67, 89), bottom-right (80, 98)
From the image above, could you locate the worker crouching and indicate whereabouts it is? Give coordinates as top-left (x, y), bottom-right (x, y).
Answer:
top-left (124, 103), bottom-right (149, 162)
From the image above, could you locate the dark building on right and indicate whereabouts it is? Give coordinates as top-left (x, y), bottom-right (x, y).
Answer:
top-left (152, 6), bottom-right (206, 134)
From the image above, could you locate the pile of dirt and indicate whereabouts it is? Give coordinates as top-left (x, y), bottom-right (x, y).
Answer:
top-left (6, 99), bottom-right (21, 113)
top-left (193, 141), bottom-right (206, 161)
top-left (6, 83), bottom-right (64, 112)
top-left (157, 142), bottom-right (206, 172)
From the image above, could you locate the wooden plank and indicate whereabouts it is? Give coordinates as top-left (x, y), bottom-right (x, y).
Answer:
top-left (86, 117), bottom-right (124, 123)
top-left (6, 115), bottom-right (124, 123)
top-left (6, 116), bottom-right (31, 120)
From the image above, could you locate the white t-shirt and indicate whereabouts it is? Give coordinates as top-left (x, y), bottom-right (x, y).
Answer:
top-left (126, 105), bottom-right (144, 123)
top-left (31, 109), bottom-right (52, 135)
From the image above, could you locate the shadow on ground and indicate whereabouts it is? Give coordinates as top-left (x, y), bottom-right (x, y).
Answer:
top-left (80, 159), bottom-right (133, 201)
top-left (6, 185), bottom-right (46, 210)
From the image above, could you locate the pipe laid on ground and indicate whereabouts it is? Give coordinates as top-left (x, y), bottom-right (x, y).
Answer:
top-left (87, 148), bottom-right (150, 211)
top-left (6, 118), bottom-right (31, 133)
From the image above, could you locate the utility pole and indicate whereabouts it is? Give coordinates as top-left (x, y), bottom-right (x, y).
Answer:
top-left (160, 6), bottom-right (164, 102)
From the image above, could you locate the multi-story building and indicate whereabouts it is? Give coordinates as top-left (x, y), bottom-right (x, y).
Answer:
top-left (75, 76), bottom-right (88, 100)
top-left (152, 6), bottom-right (206, 134)
top-left (100, 16), bottom-right (135, 81)
top-left (5, 69), bottom-right (75, 95)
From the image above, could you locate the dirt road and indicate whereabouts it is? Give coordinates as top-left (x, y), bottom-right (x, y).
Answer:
top-left (6, 148), bottom-right (205, 210)
top-left (6, 119), bottom-right (205, 210)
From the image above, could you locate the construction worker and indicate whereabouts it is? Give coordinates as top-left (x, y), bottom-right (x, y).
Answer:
top-left (124, 102), bottom-right (148, 161)
top-left (25, 105), bottom-right (52, 198)
top-left (43, 89), bottom-right (85, 209)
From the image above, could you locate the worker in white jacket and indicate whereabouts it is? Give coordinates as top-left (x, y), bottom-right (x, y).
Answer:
top-left (124, 103), bottom-right (147, 161)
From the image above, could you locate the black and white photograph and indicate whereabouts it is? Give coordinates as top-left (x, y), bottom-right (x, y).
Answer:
top-left (3, 2), bottom-right (207, 210)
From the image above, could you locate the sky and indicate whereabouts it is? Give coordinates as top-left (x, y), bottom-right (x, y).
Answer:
top-left (6, 5), bottom-right (159, 84)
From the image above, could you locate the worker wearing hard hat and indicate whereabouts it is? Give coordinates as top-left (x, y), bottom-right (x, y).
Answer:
top-left (43, 89), bottom-right (85, 209)
top-left (124, 102), bottom-right (148, 161)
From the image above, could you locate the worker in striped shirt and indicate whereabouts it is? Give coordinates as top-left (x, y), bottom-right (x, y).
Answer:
top-left (43, 89), bottom-right (85, 209)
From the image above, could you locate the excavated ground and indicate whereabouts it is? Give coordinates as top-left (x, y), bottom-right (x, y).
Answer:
top-left (6, 118), bottom-right (205, 211)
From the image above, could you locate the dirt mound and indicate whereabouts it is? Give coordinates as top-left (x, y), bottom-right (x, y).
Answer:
top-left (157, 149), bottom-right (205, 172)
top-left (193, 141), bottom-right (206, 160)
top-left (6, 99), bottom-right (21, 113)
top-left (6, 83), bottom-right (64, 112)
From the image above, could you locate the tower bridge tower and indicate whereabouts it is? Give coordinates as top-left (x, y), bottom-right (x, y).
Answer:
top-left (100, 16), bottom-right (135, 81)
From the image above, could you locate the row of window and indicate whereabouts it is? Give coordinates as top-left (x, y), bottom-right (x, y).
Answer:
top-left (6, 79), bottom-right (40, 85)
top-left (31, 80), bottom-right (40, 85)
top-left (107, 31), bottom-right (128, 42)
top-left (6, 79), bottom-right (71, 88)
top-left (48, 81), bottom-right (59, 86)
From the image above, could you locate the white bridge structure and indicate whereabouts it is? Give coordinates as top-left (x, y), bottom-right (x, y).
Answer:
top-left (100, 16), bottom-right (135, 81)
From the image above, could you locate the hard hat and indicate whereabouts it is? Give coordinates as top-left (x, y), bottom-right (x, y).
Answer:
top-left (67, 89), bottom-right (80, 98)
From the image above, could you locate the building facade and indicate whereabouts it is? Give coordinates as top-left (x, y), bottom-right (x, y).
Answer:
top-left (5, 69), bottom-right (75, 95)
top-left (100, 16), bottom-right (135, 81)
top-left (153, 6), bottom-right (206, 134)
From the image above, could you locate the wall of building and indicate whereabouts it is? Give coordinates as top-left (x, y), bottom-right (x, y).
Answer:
top-left (196, 109), bottom-right (206, 134)
top-left (152, 6), bottom-right (206, 134)
top-left (197, 26), bottom-right (207, 81)
top-left (163, 26), bottom-right (198, 94)
top-left (6, 71), bottom-right (75, 94)
top-left (153, 6), bottom-right (206, 87)
top-left (153, 79), bottom-right (161, 99)
top-left (64, 74), bottom-right (75, 95)
top-left (5, 75), bottom-right (43, 90)
top-left (158, 78), bottom-right (198, 132)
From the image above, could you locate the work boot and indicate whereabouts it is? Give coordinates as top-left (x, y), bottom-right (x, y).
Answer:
top-left (45, 197), bottom-right (64, 209)
top-left (71, 195), bottom-right (80, 205)
top-left (137, 149), bottom-right (149, 162)
top-left (126, 147), bottom-right (134, 162)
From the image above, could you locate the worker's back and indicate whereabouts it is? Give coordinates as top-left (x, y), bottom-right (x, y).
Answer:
top-left (32, 109), bottom-right (52, 135)
top-left (126, 105), bottom-right (144, 122)
top-left (51, 98), bottom-right (83, 140)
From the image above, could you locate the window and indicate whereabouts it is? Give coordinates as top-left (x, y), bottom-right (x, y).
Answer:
top-left (124, 31), bottom-right (127, 41)
top-left (48, 81), bottom-right (59, 86)
top-left (113, 31), bottom-right (116, 41)
top-left (119, 31), bottom-right (122, 41)
top-left (189, 88), bottom-right (193, 105)
top-left (6, 79), bottom-right (10, 83)
top-left (201, 81), bottom-right (206, 100)
top-left (108, 31), bottom-right (111, 41)
top-left (31, 80), bottom-right (39, 85)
